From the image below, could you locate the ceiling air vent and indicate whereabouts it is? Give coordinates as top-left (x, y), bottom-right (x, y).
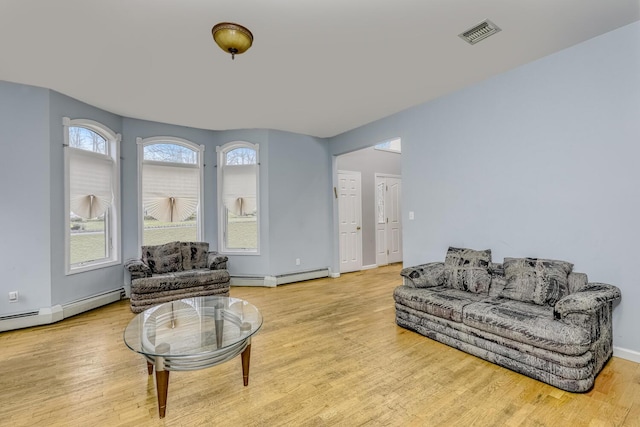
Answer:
top-left (459, 20), bottom-right (501, 45)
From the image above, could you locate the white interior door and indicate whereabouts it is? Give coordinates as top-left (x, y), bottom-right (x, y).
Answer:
top-left (338, 171), bottom-right (362, 273)
top-left (386, 177), bottom-right (402, 264)
top-left (375, 175), bottom-right (402, 266)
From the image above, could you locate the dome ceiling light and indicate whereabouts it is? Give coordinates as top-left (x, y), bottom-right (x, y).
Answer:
top-left (211, 22), bottom-right (253, 60)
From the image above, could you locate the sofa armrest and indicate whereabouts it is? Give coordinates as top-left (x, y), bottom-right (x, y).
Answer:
top-left (400, 262), bottom-right (445, 288)
top-left (554, 282), bottom-right (621, 320)
top-left (207, 252), bottom-right (229, 270)
top-left (124, 258), bottom-right (152, 280)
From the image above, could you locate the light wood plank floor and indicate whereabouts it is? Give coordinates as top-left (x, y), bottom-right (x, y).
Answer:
top-left (1, 264), bottom-right (639, 426)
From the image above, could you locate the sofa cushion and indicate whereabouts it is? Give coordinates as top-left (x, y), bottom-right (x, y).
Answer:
top-left (444, 247), bottom-right (492, 294)
top-left (400, 262), bottom-right (445, 288)
top-left (131, 269), bottom-right (231, 294)
top-left (500, 257), bottom-right (573, 306)
top-left (462, 298), bottom-right (590, 356)
top-left (393, 286), bottom-right (489, 323)
top-left (141, 241), bottom-right (183, 274)
top-left (181, 242), bottom-right (209, 270)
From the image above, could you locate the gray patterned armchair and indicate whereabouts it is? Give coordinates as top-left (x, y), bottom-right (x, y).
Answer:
top-left (394, 247), bottom-right (621, 392)
top-left (125, 241), bottom-right (230, 313)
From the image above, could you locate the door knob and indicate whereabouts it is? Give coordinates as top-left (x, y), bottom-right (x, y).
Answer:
top-left (356, 226), bottom-right (361, 230)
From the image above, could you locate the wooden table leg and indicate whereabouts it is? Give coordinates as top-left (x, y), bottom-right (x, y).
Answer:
top-left (147, 361), bottom-right (154, 375)
top-left (155, 369), bottom-right (170, 418)
top-left (241, 343), bottom-right (252, 386)
top-left (154, 343), bottom-right (171, 419)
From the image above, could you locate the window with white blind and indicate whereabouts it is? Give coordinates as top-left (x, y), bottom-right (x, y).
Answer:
top-left (63, 118), bottom-right (121, 274)
top-left (217, 141), bottom-right (259, 254)
top-left (137, 137), bottom-right (204, 246)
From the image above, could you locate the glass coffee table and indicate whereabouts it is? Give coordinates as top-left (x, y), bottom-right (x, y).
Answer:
top-left (123, 296), bottom-right (262, 418)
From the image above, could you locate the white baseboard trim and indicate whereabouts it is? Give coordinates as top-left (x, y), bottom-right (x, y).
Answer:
top-left (231, 269), bottom-right (330, 287)
top-left (361, 264), bottom-right (378, 270)
top-left (271, 268), bottom-right (330, 286)
top-left (63, 289), bottom-right (123, 318)
top-left (0, 288), bottom-right (124, 332)
top-left (230, 276), bottom-right (267, 287)
top-left (613, 346), bottom-right (640, 363)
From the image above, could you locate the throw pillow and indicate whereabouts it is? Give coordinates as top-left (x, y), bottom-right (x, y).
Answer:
top-left (181, 242), bottom-right (210, 270)
top-left (500, 257), bottom-right (573, 306)
top-left (444, 247), bottom-right (492, 294)
top-left (141, 241), bottom-right (183, 274)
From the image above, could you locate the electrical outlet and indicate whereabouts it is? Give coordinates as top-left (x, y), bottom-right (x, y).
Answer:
top-left (8, 291), bottom-right (18, 302)
top-left (295, 258), bottom-right (301, 266)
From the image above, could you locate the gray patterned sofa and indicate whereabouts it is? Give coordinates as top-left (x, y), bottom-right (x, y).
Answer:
top-left (124, 241), bottom-right (230, 313)
top-left (394, 247), bottom-right (621, 392)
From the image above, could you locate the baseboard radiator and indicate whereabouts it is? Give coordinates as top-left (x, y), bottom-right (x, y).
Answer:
top-left (231, 268), bottom-right (330, 288)
top-left (0, 288), bottom-right (124, 332)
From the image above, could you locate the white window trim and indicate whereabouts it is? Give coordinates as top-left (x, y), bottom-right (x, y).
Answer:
top-left (217, 141), bottom-right (260, 255)
top-left (137, 136), bottom-right (205, 250)
top-left (63, 117), bottom-right (121, 275)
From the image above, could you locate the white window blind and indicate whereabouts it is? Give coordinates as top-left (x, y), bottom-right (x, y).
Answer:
top-left (142, 162), bottom-right (199, 222)
top-left (69, 148), bottom-right (114, 219)
top-left (222, 164), bottom-right (257, 216)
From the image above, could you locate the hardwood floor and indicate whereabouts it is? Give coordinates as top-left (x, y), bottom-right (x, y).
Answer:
top-left (1, 264), bottom-right (639, 426)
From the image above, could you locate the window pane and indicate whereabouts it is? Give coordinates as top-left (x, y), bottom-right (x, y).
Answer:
top-left (143, 215), bottom-right (197, 246)
top-left (226, 211), bottom-right (257, 249)
top-left (70, 214), bottom-right (107, 264)
top-left (141, 142), bottom-right (201, 245)
top-left (375, 138), bottom-right (401, 153)
top-left (226, 148), bottom-right (256, 165)
top-left (219, 142), bottom-right (258, 253)
top-left (69, 127), bottom-right (107, 154)
top-left (144, 143), bottom-right (197, 164)
top-left (69, 149), bottom-right (114, 219)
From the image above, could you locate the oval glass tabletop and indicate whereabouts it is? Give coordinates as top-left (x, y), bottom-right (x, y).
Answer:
top-left (123, 296), bottom-right (262, 358)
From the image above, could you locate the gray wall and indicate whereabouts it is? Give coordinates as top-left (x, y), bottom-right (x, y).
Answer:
top-left (0, 82), bottom-right (52, 314)
top-left (337, 147), bottom-right (401, 266)
top-left (0, 88), bottom-right (334, 316)
top-left (121, 118), bottom-right (219, 264)
top-left (48, 91), bottom-right (124, 306)
top-left (267, 130), bottom-right (332, 275)
top-left (330, 21), bottom-right (640, 355)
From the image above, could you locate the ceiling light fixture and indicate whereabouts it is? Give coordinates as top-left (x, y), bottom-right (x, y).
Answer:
top-left (211, 22), bottom-right (253, 60)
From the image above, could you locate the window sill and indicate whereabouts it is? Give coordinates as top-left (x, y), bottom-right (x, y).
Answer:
top-left (66, 259), bottom-right (121, 276)
top-left (221, 250), bottom-right (260, 256)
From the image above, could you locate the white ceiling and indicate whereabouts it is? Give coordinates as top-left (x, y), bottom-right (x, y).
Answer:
top-left (1, 1), bottom-right (638, 138)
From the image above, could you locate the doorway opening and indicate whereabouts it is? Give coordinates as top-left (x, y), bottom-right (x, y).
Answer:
top-left (335, 139), bottom-right (402, 273)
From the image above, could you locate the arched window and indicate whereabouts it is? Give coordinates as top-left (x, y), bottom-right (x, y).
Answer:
top-left (217, 141), bottom-right (259, 253)
top-left (64, 118), bottom-right (121, 274)
top-left (137, 137), bottom-right (204, 246)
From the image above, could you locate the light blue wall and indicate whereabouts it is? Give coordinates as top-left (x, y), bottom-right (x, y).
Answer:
top-left (48, 91), bottom-right (124, 306)
top-left (330, 21), bottom-right (640, 353)
top-left (121, 118), bottom-right (219, 263)
top-left (214, 129), bottom-right (334, 277)
top-left (0, 82), bottom-right (52, 315)
top-left (267, 130), bottom-right (332, 275)
top-left (0, 83), bottom-right (335, 319)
